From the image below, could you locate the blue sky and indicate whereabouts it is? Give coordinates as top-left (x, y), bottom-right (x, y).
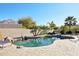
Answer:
top-left (0, 3), bottom-right (79, 26)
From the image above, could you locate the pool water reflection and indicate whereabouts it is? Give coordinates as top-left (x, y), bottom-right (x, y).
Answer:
top-left (14, 37), bottom-right (56, 47)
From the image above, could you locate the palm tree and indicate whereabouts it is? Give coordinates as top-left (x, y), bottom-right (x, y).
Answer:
top-left (65, 16), bottom-right (77, 31)
top-left (48, 21), bottom-right (56, 30)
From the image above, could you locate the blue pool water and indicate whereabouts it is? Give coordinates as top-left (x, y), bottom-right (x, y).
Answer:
top-left (14, 37), bottom-right (56, 47)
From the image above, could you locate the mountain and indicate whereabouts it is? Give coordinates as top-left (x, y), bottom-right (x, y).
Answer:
top-left (0, 19), bottom-right (17, 24)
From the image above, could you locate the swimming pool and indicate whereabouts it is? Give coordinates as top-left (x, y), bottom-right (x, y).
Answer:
top-left (14, 37), bottom-right (56, 47)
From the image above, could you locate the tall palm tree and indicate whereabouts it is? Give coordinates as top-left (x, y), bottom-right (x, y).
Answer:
top-left (65, 16), bottom-right (77, 31)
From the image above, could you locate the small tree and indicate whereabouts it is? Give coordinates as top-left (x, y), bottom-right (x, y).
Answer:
top-left (31, 25), bottom-right (49, 36)
top-left (38, 25), bottom-right (49, 34)
top-left (60, 25), bottom-right (69, 34)
top-left (18, 17), bottom-right (36, 29)
top-left (48, 21), bottom-right (56, 30)
top-left (31, 26), bottom-right (38, 36)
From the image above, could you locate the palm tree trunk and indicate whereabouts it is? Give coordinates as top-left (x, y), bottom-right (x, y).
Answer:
top-left (69, 25), bottom-right (71, 31)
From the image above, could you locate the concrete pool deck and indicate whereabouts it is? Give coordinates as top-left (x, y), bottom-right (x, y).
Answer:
top-left (0, 39), bottom-right (79, 56)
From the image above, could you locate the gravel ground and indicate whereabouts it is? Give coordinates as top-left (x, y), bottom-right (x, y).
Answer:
top-left (0, 28), bottom-right (33, 38)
